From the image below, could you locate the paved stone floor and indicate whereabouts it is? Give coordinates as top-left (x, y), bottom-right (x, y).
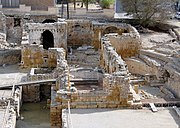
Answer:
top-left (0, 64), bottom-right (27, 87)
top-left (70, 108), bottom-right (180, 128)
top-left (0, 109), bottom-right (5, 126)
top-left (16, 103), bottom-right (50, 128)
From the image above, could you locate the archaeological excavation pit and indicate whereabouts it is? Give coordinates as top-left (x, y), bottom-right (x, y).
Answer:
top-left (0, 11), bottom-right (179, 128)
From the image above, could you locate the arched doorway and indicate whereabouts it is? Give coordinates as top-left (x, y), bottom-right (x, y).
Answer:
top-left (42, 30), bottom-right (54, 50)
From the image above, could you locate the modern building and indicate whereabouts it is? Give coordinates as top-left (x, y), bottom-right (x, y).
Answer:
top-left (0, 0), bottom-right (57, 14)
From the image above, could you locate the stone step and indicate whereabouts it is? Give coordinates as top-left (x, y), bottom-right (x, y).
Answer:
top-left (171, 58), bottom-right (180, 71)
top-left (130, 79), bottom-right (145, 85)
top-left (150, 82), bottom-right (165, 87)
top-left (165, 63), bottom-right (180, 80)
top-left (139, 54), bottom-right (162, 67)
top-left (140, 50), bottom-right (172, 63)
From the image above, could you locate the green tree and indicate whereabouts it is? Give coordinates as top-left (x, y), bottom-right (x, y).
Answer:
top-left (100, 0), bottom-right (114, 9)
top-left (121, 0), bottom-right (175, 26)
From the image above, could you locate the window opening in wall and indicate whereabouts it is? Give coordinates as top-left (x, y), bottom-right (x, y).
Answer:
top-left (14, 18), bottom-right (21, 27)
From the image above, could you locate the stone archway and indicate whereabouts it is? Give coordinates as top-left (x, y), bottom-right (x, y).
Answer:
top-left (42, 19), bottom-right (56, 23)
top-left (102, 26), bottom-right (122, 36)
top-left (42, 30), bottom-right (54, 50)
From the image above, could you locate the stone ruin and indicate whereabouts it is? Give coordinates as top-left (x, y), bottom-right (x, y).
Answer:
top-left (50, 25), bottom-right (142, 127)
top-left (0, 14), bottom-right (177, 127)
top-left (18, 18), bottom-right (144, 127)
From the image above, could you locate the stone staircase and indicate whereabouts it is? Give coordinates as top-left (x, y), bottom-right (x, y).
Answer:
top-left (137, 49), bottom-right (180, 98)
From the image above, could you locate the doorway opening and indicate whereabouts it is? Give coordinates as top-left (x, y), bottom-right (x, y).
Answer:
top-left (42, 30), bottom-right (54, 50)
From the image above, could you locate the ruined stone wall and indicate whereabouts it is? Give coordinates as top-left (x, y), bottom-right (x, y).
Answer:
top-left (67, 47), bottom-right (100, 67)
top-left (66, 20), bottom-right (94, 47)
top-left (0, 49), bottom-right (21, 65)
top-left (125, 58), bottom-right (158, 76)
top-left (21, 44), bottom-right (44, 68)
top-left (26, 22), bottom-right (67, 49)
top-left (22, 84), bottom-right (52, 102)
top-left (70, 68), bottom-right (101, 79)
top-left (30, 15), bottom-right (57, 23)
top-left (0, 12), bottom-right (6, 34)
top-left (21, 44), bottom-right (61, 68)
top-left (107, 33), bottom-right (141, 58)
top-left (6, 17), bottom-right (23, 45)
top-left (56, 90), bottom-right (130, 109)
top-left (0, 33), bottom-right (9, 48)
top-left (22, 84), bottom-right (40, 102)
top-left (51, 53), bottom-right (68, 127)
top-left (92, 22), bottom-right (139, 49)
top-left (50, 21), bottom-right (142, 127)
top-left (100, 36), bottom-right (132, 102)
top-left (165, 63), bottom-right (180, 98)
top-left (100, 36), bottom-right (128, 73)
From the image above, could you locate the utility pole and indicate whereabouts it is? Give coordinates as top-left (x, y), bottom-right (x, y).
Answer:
top-left (73, 0), bottom-right (76, 10)
top-left (86, 0), bottom-right (88, 11)
top-left (61, 0), bottom-right (64, 18)
top-left (67, 0), bottom-right (69, 19)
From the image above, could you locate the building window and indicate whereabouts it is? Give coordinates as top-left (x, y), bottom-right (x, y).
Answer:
top-left (1, 0), bottom-right (20, 8)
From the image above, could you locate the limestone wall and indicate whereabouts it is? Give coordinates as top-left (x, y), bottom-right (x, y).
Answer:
top-left (70, 68), bottom-right (101, 79)
top-left (22, 84), bottom-right (40, 102)
top-left (165, 63), bottom-right (180, 98)
top-left (92, 22), bottom-right (140, 49)
top-left (49, 21), bottom-right (142, 127)
top-left (66, 20), bottom-right (140, 49)
top-left (30, 15), bottom-right (57, 23)
top-left (66, 20), bottom-right (94, 47)
top-left (6, 17), bottom-right (23, 45)
top-left (56, 90), bottom-right (130, 109)
top-left (21, 44), bottom-right (64, 68)
top-left (26, 22), bottom-right (67, 49)
top-left (100, 36), bottom-right (128, 73)
top-left (100, 36), bottom-right (132, 101)
top-left (107, 33), bottom-right (141, 58)
top-left (125, 58), bottom-right (158, 76)
top-left (0, 49), bottom-right (21, 65)
top-left (0, 12), bottom-right (6, 34)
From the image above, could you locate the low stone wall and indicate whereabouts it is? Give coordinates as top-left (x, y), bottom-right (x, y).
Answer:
top-left (22, 84), bottom-right (40, 102)
top-left (70, 68), bottom-right (101, 79)
top-left (51, 88), bottom-right (131, 127)
top-left (107, 33), bottom-right (141, 58)
top-left (125, 58), bottom-right (157, 75)
top-left (67, 20), bottom-right (93, 47)
top-left (165, 63), bottom-right (180, 98)
top-left (56, 90), bottom-right (130, 109)
top-left (166, 78), bottom-right (180, 98)
top-left (100, 35), bottom-right (128, 73)
top-left (21, 44), bottom-right (65, 68)
top-left (0, 49), bottom-right (21, 65)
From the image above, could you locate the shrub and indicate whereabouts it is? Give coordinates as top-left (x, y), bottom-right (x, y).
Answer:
top-left (100, 0), bottom-right (114, 9)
